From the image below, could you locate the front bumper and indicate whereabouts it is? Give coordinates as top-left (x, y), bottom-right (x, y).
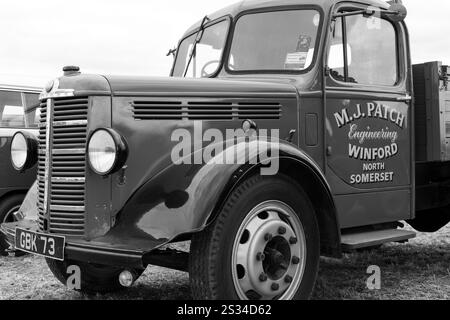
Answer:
top-left (0, 220), bottom-right (153, 269)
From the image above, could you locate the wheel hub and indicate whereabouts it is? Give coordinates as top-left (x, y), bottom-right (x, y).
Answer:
top-left (232, 201), bottom-right (307, 300)
top-left (263, 237), bottom-right (291, 280)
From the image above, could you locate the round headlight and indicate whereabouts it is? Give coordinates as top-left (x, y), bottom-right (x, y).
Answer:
top-left (11, 132), bottom-right (28, 171)
top-left (87, 129), bottom-right (127, 176)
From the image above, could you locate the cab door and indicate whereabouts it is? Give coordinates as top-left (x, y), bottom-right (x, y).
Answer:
top-left (324, 5), bottom-right (413, 228)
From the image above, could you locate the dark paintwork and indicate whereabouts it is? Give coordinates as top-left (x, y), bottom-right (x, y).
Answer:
top-left (0, 87), bottom-right (40, 205)
top-left (2, 0), bottom-right (420, 266)
top-left (324, 1), bottom-right (413, 228)
top-left (0, 135), bottom-right (37, 199)
top-left (107, 76), bottom-right (298, 96)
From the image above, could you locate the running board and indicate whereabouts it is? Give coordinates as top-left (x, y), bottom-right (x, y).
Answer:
top-left (341, 229), bottom-right (416, 251)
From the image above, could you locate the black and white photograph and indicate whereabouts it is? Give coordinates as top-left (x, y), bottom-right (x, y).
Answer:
top-left (0, 0), bottom-right (449, 306)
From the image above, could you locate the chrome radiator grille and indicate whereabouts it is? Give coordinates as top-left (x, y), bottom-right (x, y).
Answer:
top-left (37, 97), bottom-right (89, 237)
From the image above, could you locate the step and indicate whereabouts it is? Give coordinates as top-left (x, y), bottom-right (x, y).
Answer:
top-left (341, 229), bottom-right (416, 251)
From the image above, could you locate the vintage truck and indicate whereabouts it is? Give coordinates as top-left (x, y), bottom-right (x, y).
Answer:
top-left (0, 85), bottom-right (40, 256)
top-left (1, 0), bottom-right (449, 300)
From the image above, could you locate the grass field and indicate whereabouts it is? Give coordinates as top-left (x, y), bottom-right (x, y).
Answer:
top-left (0, 225), bottom-right (449, 300)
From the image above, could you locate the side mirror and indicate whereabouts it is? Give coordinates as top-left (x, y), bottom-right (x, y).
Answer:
top-left (386, 2), bottom-right (407, 22)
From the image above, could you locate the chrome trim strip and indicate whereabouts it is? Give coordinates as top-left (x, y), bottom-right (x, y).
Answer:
top-left (43, 98), bottom-right (52, 215)
top-left (53, 120), bottom-right (88, 127)
top-left (51, 177), bottom-right (85, 183)
top-left (0, 128), bottom-right (39, 138)
top-left (39, 79), bottom-right (73, 100)
top-left (39, 89), bottom-right (75, 100)
top-left (52, 149), bottom-right (85, 155)
top-left (39, 80), bottom-right (75, 101)
top-left (50, 205), bottom-right (85, 212)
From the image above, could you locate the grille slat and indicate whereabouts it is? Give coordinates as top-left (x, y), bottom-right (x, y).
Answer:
top-left (132, 100), bottom-right (282, 120)
top-left (52, 143), bottom-right (87, 150)
top-left (51, 115), bottom-right (88, 121)
top-left (37, 97), bottom-right (88, 237)
top-left (50, 213), bottom-right (85, 219)
top-left (49, 228), bottom-right (85, 235)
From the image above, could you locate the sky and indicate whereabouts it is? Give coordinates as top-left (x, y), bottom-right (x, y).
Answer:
top-left (0, 0), bottom-right (448, 87)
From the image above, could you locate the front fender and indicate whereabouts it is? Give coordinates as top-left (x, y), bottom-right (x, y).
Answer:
top-left (108, 138), bottom-right (339, 256)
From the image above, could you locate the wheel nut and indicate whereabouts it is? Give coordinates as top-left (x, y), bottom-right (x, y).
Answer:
top-left (278, 226), bottom-right (286, 235)
top-left (292, 256), bottom-right (300, 265)
top-left (284, 275), bottom-right (293, 283)
top-left (256, 252), bottom-right (265, 261)
top-left (271, 283), bottom-right (279, 291)
top-left (289, 237), bottom-right (298, 244)
top-left (264, 233), bottom-right (273, 241)
top-left (259, 273), bottom-right (268, 282)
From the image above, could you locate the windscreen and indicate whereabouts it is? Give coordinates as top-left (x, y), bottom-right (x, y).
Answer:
top-left (228, 10), bottom-right (321, 72)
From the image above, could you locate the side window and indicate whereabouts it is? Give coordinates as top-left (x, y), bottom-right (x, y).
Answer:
top-left (328, 17), bottom-right (345, 81)
top-left (0, 91), bottom-right (24, 128)
top-left (173, 20), bottom-right (229, 78)
top-left (328, 12), bottom-right (398, 86)
top-left (24, 93), bottom-right (40, 128)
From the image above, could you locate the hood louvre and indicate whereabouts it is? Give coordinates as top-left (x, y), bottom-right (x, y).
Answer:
top-left (132, 100), bottom-right (282, 121)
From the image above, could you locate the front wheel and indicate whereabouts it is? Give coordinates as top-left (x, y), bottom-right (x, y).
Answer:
top-left (189, 175), bottom-right (320, 300)
top-left (46, 258), bottom-right (144, 294)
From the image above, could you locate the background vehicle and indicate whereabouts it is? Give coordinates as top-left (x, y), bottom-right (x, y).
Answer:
top-left (0, 85), bottom-right (40, 256)
top-left (1, 0), bottom-right (449, 299)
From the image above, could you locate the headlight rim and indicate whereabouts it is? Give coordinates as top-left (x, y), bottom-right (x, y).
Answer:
top-left (87, 128), bottom-right (128, 176)
top-left (10, 131), bottom-right (38, 172)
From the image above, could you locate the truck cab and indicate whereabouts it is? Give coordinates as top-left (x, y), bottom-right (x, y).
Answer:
top-left (1, 0), bottom-right (449, 300)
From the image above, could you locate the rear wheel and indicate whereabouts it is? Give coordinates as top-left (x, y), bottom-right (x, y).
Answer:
top-left (189, 174), bottom-right (320, 300)
top-left (0, 194), bottom-right (25, 256)
top-left (46, 258), bottom-right (144, 294)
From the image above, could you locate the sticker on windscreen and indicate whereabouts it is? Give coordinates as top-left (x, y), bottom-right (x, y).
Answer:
top-left (285, 35), bottom-right (312, 70)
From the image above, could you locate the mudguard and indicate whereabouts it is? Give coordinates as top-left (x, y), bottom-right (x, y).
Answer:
top-left (106, 137), bottom-right (341, 257)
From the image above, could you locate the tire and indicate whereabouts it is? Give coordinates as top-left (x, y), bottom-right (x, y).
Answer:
top-left (189, 174), bottom-right (320, 300)
top-left (46, 258), bottom-right (144, 294)
top-left (0, 194), bottom-right (25, 256)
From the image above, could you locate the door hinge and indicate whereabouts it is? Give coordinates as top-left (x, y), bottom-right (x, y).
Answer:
top-left (396, 94), bottom-right (412, 102)
top-left (440, 65), bottom-right (448, 90)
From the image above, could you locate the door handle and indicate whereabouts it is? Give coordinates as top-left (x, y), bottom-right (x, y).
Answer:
top-left (396, 95), bottom-right (412, 102)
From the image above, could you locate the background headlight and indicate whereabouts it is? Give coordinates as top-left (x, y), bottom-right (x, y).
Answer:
top-left (11, 132), bottom-right (37, 172)
top-left (87, 128), bottom-right (127, 175)
top-left (11, 133), bottom-right (27, 170)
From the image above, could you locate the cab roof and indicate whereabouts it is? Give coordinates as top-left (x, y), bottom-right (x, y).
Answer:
top-left (184, 0), bottom-right (390, 36)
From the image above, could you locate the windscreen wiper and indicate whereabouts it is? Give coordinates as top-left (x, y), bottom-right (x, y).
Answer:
top-left (183, 15), bottom-right (210, 77)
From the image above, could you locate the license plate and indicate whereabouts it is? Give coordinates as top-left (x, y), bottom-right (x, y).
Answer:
top-left (15, 228), bottom-right (65, 261)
